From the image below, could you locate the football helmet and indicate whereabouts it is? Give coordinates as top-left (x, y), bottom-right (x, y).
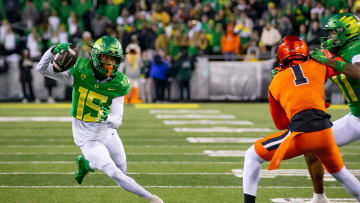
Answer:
top-left (91, 35), bottom-right (124, 79)
top-left (277, 35), bottom-right (309, 68)
top-left (321, 12), bottom-right (360, 51)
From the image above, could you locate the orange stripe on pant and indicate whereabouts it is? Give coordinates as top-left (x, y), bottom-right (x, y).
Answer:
top-left (254, 128), bottom-right (344, 173)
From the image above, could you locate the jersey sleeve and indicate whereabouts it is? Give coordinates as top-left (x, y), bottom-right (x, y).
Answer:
top-left (351, 54), bottom-right (360, 64)
top-left (268, 91), bottom-right (289, 130)
top-left (115, 74), bottom-right (131, 96)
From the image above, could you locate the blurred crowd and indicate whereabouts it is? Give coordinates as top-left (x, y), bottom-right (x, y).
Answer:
top-left (0, 0), bottom-right (356, 103)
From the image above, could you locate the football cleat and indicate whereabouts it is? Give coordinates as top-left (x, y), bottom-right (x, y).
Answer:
top-left (309, 193), bottom-right (330, 203)
top-left (149, 194), bottom-right (164, 203)
top-left (74, 155), bottom-right (94, 184)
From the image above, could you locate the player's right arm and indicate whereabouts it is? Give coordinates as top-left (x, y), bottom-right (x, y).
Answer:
top-left (36, 47), bottom-right (74, 83)
top-left (268, 91), bottom-right (289, 130)
top-left (311, 49), bottom-right (360, 79)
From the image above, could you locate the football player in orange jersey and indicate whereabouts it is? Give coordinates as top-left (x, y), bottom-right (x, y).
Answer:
top-left (242, 35), bottom-right (360, 203)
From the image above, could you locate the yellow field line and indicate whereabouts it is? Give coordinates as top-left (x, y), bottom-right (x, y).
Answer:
top-left (0, 103), bottom-right (72, 109)
top-left (328, 104), bottom-right (349, 109)
top-left (134, 104), bottom-right (199, 109)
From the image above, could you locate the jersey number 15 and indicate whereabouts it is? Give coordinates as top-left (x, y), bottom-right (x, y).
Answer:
top-left (76, 86), bottom-right (108, 122)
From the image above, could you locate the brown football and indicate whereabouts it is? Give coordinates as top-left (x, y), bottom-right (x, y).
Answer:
top-left (52, 44), bottom-right (79, 72)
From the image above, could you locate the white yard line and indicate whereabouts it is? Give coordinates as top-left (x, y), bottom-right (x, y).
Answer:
top-left (0, 139), bottom-right (71, 142)
top-left (178, 127), bottom-right (272, 133)
top-left (271, 198), bottom-right (357, 203)
top-left (0, 117), bottom-right (72, 122)
top-left (203, 150), bottom-right (246, 157)
top-left (187, 137), bottom-right (259, 143)
top-left (156, 115), bottom-right (235, 119)
top-left (150, 110), bottom-right (220, 114)
top-left (232, 169), bottom-right (360, 181)
top-left (0, 152), bottom-right (204, 155)
top-left (0, 172), bottom-right (233, 175)
top-left (164, 120), bottom-right (253, 125)
top-left (0, 185), bottom-right (344, 189)
top-left (1, 161), bottom-right (356, 164)
top-left (0, 161), bottom-right (241, 164)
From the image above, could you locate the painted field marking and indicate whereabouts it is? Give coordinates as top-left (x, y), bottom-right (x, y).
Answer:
top-left (178, 127), bottom-right (272, 133)
top-left (0, 161), bottom-right (242, 165)
top-left (204, 150), bottom-right (246, 157)
top-left (0, 117), bottom-right (72, 122)
top-left (0, 139), bottom-right (71, 142)
top-left (0, 172), bottom-right (232, 175)
top-left (271, 198), bottom-right (357, 203)
top-left (202, 150), bottom-right (357, 157)
top-left (150, 110), bottom-right (220, 114)
top-left (0, 161), bottom-right (358, 165)
top-left (0, 152), bottom-right (204, 155)
top-left (232, 169), bottom-right (360, 181)
top-left (0, 103), bottom-right (71, 109)
top-left (4, 144), bottom-right (358, 150)
top-left (134, 104), bottom-right (199, 109)
top-left (164, 120), bottom-right (253, 125)
top-left (156, 115), bottom-right (235, 119)
top-left (328, 104), bottom-right (349, 109)
top-left (187, 137), bottom-right (259, 143)
top-left (0, 185), bottom-right (345, 189)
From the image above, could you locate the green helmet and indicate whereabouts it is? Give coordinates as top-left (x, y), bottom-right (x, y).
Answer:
top-left (91, 35), bottom-right (124, 79)
top-left (321, 12), bottom-right (360, 51)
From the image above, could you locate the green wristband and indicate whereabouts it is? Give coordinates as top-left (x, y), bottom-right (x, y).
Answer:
top-left (335, 61), bottom-right (346, 73)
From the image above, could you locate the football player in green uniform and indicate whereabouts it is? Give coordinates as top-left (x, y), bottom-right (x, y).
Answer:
top-left (37, 35), bottom-right (163, 203)
top-left (306, 12), bottom-right (360, 203)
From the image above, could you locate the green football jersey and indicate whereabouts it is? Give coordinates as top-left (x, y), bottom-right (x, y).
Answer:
top-left (331, 40), bottom-right (360, 117)
top-left (70, 58), bottom-right (130, 122)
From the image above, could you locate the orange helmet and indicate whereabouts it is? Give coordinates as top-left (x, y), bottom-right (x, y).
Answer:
top-left (277, 35), bottom-right (308, 68)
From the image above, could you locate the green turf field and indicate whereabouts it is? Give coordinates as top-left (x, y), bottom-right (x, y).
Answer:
top-left (0, 103), bottom-right (358, 203)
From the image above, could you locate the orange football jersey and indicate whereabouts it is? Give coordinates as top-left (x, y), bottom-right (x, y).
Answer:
top-left (268, 59), bottom-right (338, 129)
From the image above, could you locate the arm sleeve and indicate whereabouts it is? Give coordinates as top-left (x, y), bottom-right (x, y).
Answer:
top-left (326, 56), bottom-right (344, 78)
top-left (268, 91), bottom-right (289, 130)
top-left (36, 47), bottom-right (74, 83)
top-left (104, 96), bottom-right (124, 129)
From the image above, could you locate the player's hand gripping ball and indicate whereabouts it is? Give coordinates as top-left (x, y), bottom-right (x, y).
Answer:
top-left (52, 43), bottom-right (79, 72)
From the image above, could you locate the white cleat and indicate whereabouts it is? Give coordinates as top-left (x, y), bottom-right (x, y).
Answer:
top-left (149, 194), bottom-right (164, 203)
top-left (309, 193), bottom-right (330, 203)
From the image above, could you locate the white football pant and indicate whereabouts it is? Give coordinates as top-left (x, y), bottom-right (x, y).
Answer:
top-left (332, 113), bottom-right (360, 146)
top-left (79, 129), bottom-right (152, 200)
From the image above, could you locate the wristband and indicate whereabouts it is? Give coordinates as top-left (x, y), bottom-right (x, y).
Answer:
top-left (335, 61), bottom-right (346, 73)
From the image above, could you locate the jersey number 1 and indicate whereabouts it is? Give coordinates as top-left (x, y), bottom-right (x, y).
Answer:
top-left (76, 86), bottom-right (108, 122)
top-left (291, 65), bottom-right (308, 86)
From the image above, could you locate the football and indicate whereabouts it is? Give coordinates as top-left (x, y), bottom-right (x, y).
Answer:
top-left (52, 44), bottom-right (79, 72)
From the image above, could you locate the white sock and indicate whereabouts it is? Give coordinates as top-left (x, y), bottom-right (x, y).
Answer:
top-left (89, 162), bottom-right (95, 170)
top-left (101, 162), bottom-right (152, 200)
top-left (243, 145), bottom-right (265, 196)
top-left (331, 166), bottom-right (360, 201)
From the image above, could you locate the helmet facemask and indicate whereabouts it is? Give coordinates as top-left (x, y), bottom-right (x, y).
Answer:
top-left (320, 28), bottom-right (342, 52)
top-left (321, 13), bottom-right (360, 52)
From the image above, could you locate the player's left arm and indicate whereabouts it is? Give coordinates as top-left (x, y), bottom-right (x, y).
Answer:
top-left (102, 96), bottom-right (124, 129)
